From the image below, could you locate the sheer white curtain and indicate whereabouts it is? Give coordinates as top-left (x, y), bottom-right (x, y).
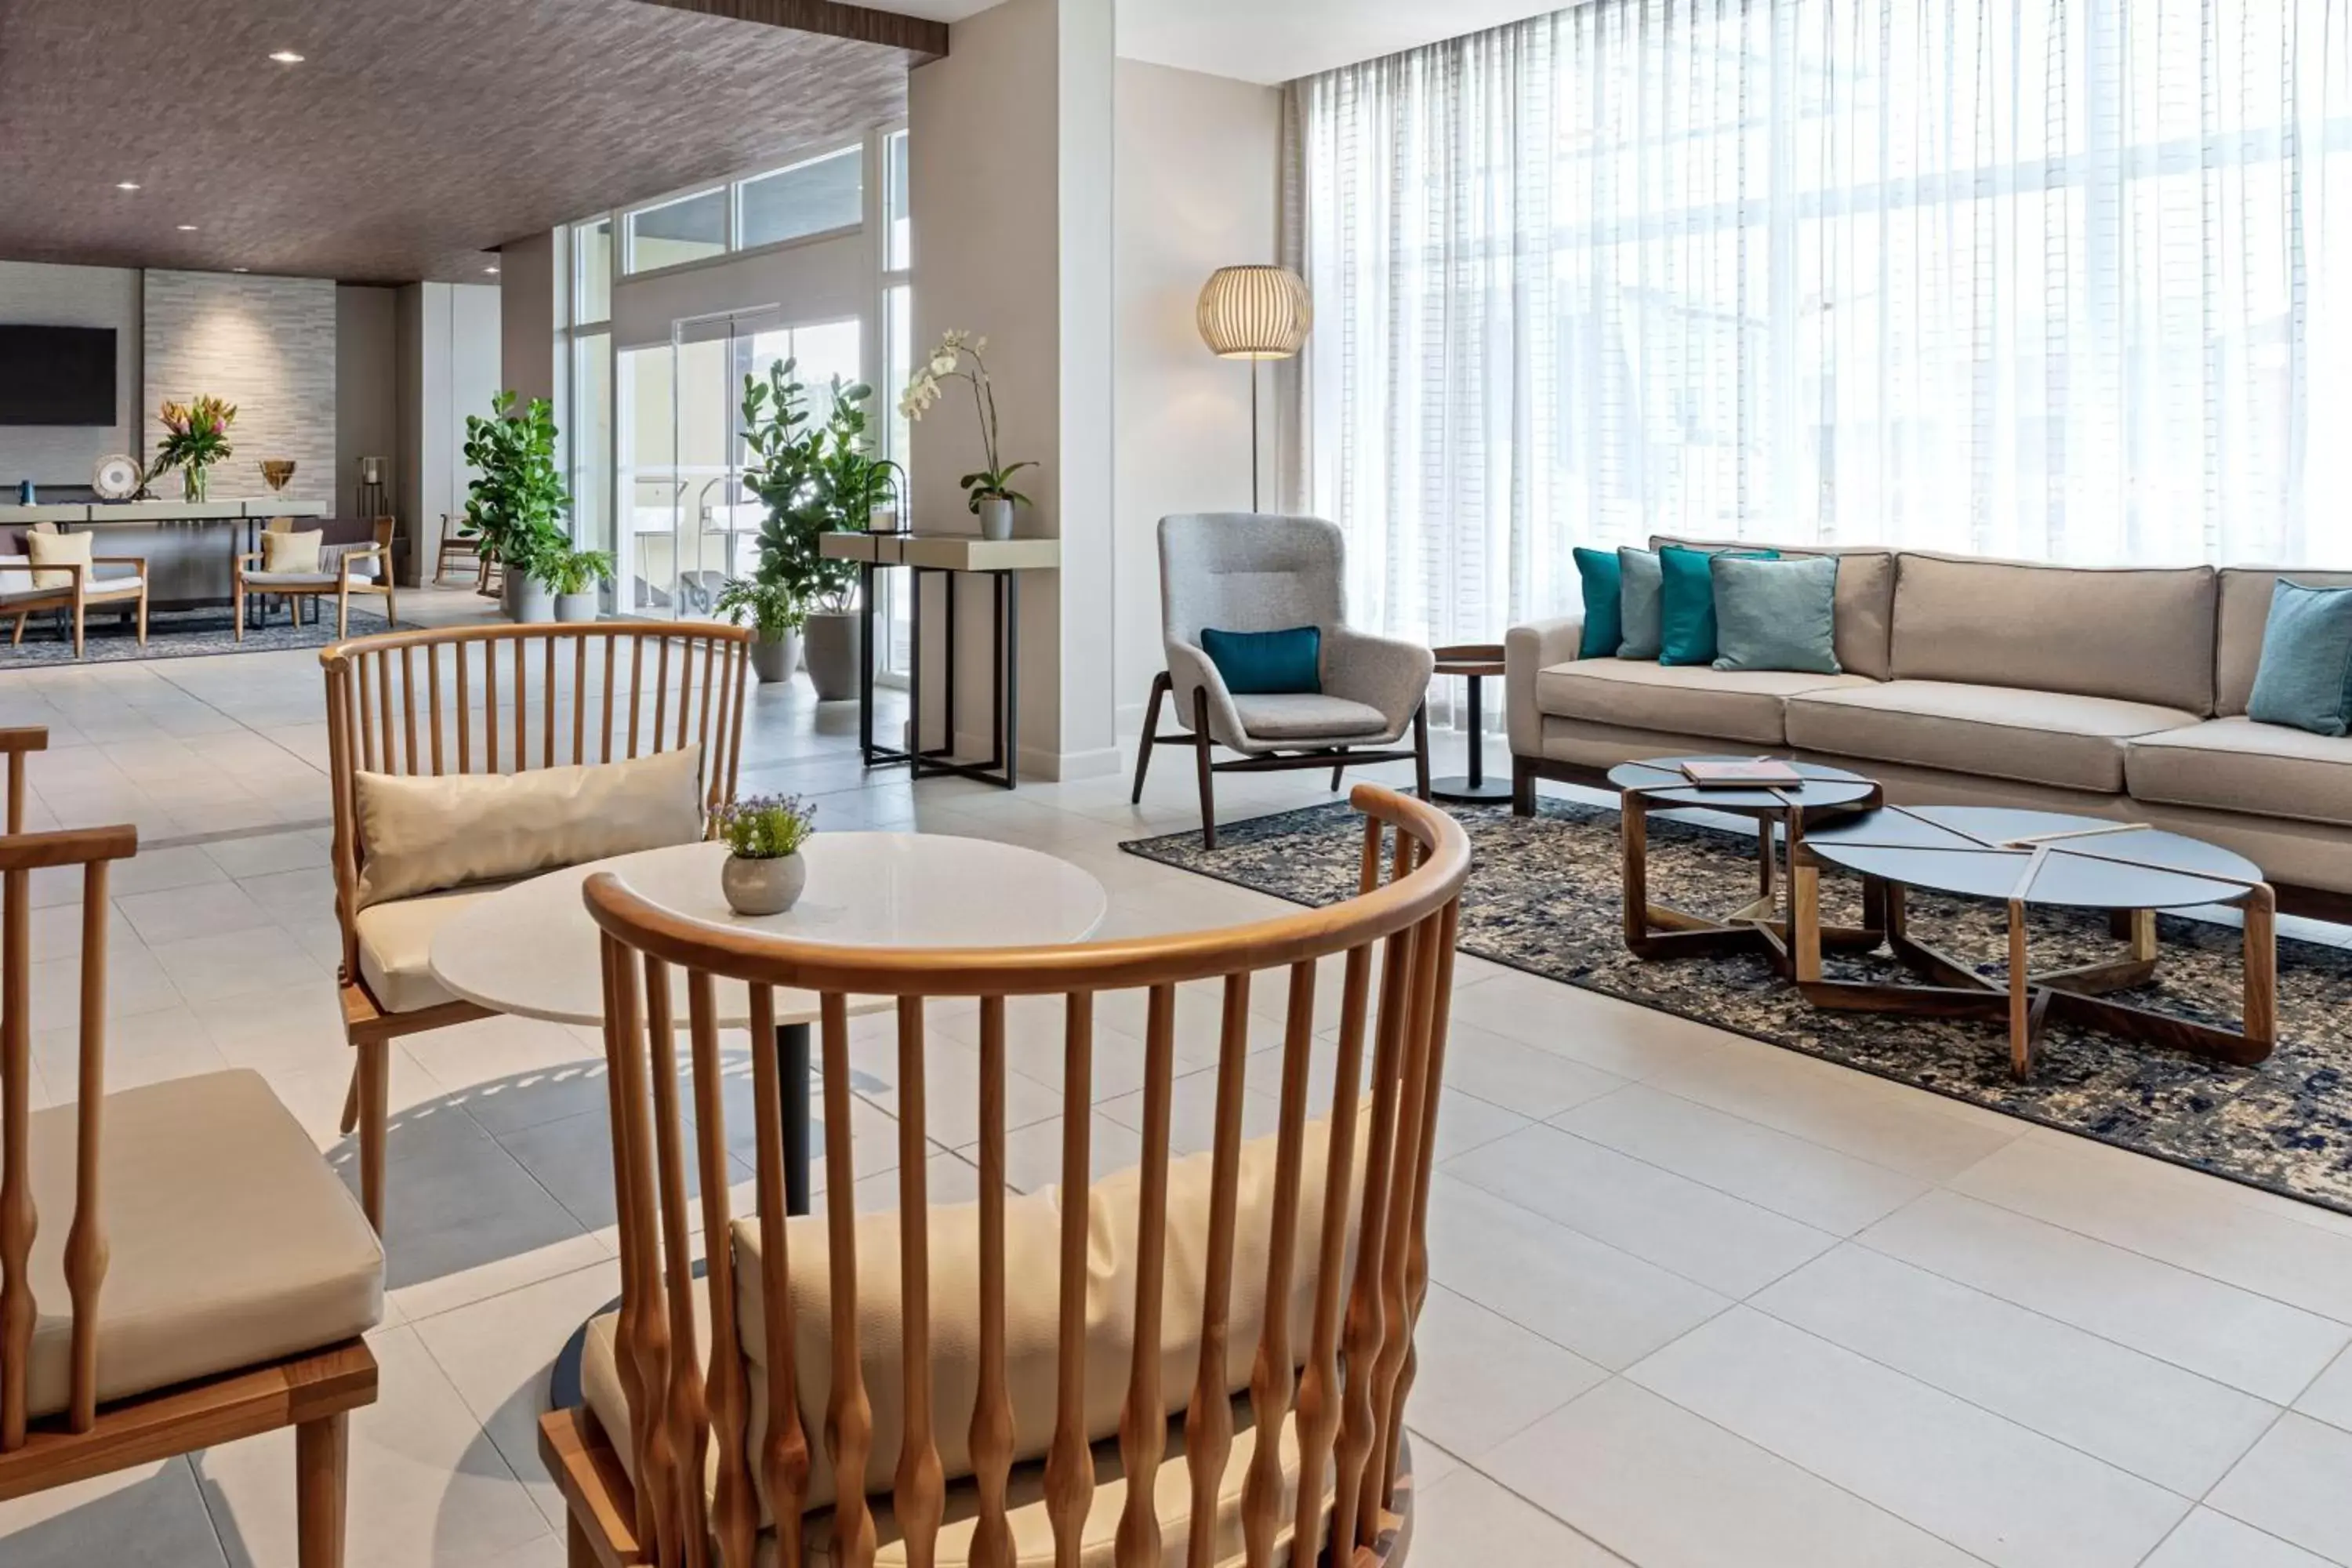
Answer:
top-left (1293, 0), bottom-right (2352, 653)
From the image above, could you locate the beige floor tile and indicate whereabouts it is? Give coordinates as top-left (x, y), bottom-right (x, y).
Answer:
top-left (1399, 1284), bottom-right (1606, 1459)
top-left (115, 878), bottom-right (278, 946)
top-left (2209, 1415), bottom-right (2352, 1565)
top-left (1421, 1018), bottom-right (1631, 1120)
top-left (2143, 1509), bottom-right (2339, 1568)
top-left (1410, 1469), bottom-right (1628, 1565)
top-left (1863, 1192), bottom-right (2349, 1404)
top-left (1628, 1307), bottom-right (2187, 1567)
top-left (2294, 1346), bottom-right (2352, 1436)
top-left (1444, 1122), bottom-right (1837, 1297)
top-left (1483, 1377), bottom-right (1984, 1568)
top-left (1755, 1244), bottom-right (2279, 1497)
top-left (0, 1459), bottom-right (227, 1568)
top-left (1444, 973), bottom-right (1725, 1082)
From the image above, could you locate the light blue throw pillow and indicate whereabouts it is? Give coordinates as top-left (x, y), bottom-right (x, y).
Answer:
top-left (2248, 580), bottom-right (2352, 737)
top-left (1616, 548), bottom-right (1664, 659)
top-left (1712, 554), bottom-right (1843, 675)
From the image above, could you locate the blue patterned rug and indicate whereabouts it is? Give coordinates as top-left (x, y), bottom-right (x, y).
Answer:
top-left (1123, 797), bottom-right (2352, 1218)
top-left (0, 603), bottom-right (412, 666)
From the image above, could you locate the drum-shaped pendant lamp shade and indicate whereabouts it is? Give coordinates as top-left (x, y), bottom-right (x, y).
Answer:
top-left (1196, 265), bottom-right (1313, 360)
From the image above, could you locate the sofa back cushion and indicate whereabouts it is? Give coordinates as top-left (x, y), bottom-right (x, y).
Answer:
top-left (1652, 535), bottom-right (1895, 680)
top-left (2217, 567), bottom-right (2352, 717)
top-left (353, 744), bottom-right (704, 909)
top-left (1889, 553), bottom-right (2217, 713)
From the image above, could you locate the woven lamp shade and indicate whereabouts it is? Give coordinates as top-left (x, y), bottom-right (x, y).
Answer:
top-left (1196, 265), bottom-right (1313, 360)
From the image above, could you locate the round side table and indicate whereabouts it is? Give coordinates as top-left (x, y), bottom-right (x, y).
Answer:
top-left (1429, 643), bottom-right (1512, 804)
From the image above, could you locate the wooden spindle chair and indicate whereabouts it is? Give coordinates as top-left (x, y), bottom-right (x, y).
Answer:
top-left (0, 727), bottom-right (382, 1563)
top-left (539, 783), bottom-right (1469, 1568)
top-left (321, 622), bottom-right (753, 1233)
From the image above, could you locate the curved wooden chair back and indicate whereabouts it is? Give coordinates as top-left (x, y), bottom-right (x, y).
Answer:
top-left (318, 622), bottom-right (755, 984)
top-left (581, 783), bottom-right (1468, 1568)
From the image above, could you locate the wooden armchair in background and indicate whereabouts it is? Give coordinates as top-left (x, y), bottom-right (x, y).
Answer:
top-left (542, 782), bottom-right (1470, 1568)
top-left (0, 524), bottom-right (148, 659)
top-left (235, 517), bottom-right (398, 641)
top-left (0, 728), bottom-right (383, 1566)
top-left (320, 622), bottom-right (753, 1233)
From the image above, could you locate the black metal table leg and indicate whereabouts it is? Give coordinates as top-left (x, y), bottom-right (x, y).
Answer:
top-left (1003, 571), bottom-right (1019, 788)
top-left (1430, 670), bottom-right (1512, 804)
top-left (858, 561), bottom-right (877, 764)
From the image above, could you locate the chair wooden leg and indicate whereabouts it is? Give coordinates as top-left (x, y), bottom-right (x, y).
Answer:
top-left (567, 1516), bottom-right (600, 1568)
top-left (1330, 763), bottom-right (1345, 791)
top-left (1412, 703), bottom-right (1431, 800)
top-left (357, 1038), bottom-right (390, 1234)
top-left (339, 1060), bottom-right (361, 1136)
top-left (9, 614), bottom-right (23, 647)
top-left (234, 583), bottom-right (246, 642)
top-left (1193, 687), bottom-right (1218, 851)
top-left (383, 582), bottom-right (397, 628)
top-left (337, 591), bottom-right (349, 641)
top-left (296, 1410), bottom-right (350, 1568)
top-left (1131, 670), bottom-right (1169, 804)
top-left (135, 590), bottom-right (147, 647)
top-left (71, 604), bottom-right (84, 660)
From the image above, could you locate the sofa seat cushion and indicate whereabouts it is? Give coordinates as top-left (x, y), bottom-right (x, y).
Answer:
top-left (2126, 717), bottom-right (2352, 829)
top-left (1534, 659), bottom-right (1875, 747)
top-left (21, 1070), bottom-right (383, 1418)
top-left (1787, 681), bottom-right (2201, 793)
top-left (354, 883), bottom-right (511, 1014)
top-left (1229, 692), bottom-right (1388, 742)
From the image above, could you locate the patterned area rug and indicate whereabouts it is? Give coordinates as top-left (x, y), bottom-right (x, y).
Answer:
top-left (0, 604), bottom-right (411, 666)
top-left (1123, 798), bottom-right (2352, 1217)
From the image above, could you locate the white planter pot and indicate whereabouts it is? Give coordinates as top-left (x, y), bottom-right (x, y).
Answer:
top-left (750, 629), bottom-right (804, 684)
top-left (504, 573), bottom-right (555, 624)
top-left (554, 590), bottom-right (600, 624)
top-left (803, 610), bottom-right (862, 702)
top-left (976, 496), bottom-right (1014, 542)
top-left (721, 851), bottom-right (806, 916)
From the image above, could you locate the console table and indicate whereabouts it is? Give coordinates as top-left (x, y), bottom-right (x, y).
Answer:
top-left (819, 532), bottom-right (1060, 789)
top-left (0, 499), bottom-right (328, 609)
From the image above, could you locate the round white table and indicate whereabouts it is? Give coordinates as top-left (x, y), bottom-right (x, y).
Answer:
top-left (430, 834), bottom-right (1109, 1213)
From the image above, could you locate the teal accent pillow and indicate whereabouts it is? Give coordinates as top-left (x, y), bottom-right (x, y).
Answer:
top-left (1659, 546), bottom-right (1778, 666)
top-left (1202, 626), bottom-right (1322, 695)
top-left (2248, 580), bottom-right (2352, 737)
top-left (1713, 554), bottom-right (1842, 675)
top-left (1616, 548), bottom-right (1664, 659)
top-left (1573, 547), bottom-right (1622, 659)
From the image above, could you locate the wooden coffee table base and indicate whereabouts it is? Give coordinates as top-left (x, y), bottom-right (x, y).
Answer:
top-left (1792, 873), bottom-right (2279, 1082)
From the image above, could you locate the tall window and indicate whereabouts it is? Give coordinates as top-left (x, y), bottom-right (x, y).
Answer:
top-left (1298, 0), bottom-right (2352, 650)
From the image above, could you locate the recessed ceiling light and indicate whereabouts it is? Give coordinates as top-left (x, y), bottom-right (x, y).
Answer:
top-left (268, 49), bottom-right (304, 64)
top-left (114, 181), bottom-right (140, 191)
top-left (232, 266), bottom-right (249, 273)
top-left (485, 265), bottom-right (499, 274)
top-left (176, 223), bottom-right (198, 232)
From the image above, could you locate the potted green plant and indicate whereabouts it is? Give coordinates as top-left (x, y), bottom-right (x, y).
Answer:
top-left (715, 576), bottom-right (806, 684)
top-left (899, 330), bottom-right (1033, 540)
top-left (742, 361), bottom-right (873, 701)
top-left (461, 392), bottom-right (572, 623)
top-left (713, 793), bottom-right (817, 916)
top-left (544, 546), bottom-right (614, 624)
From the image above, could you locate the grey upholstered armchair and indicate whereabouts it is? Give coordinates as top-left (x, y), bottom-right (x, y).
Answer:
top-left (1134, 513), bottom-right (1433, 846)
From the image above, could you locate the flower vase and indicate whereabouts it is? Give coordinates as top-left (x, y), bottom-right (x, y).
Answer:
top-left (183, 466), bottom-right (209, 503)
top-left (721, 852), bottom-right (806, 916)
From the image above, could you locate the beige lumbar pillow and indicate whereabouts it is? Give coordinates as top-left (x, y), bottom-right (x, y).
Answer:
top-left (260, 529), bottom-right (324, 573)
top-left (25, 528), bottom-right (93, 590)
top-left (354, 745), bottom-right (704, 908)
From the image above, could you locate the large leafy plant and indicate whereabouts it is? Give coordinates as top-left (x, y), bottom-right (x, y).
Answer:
top-left (742, 361), bottom-right (896, 615)
top-left (462, 392), bottom-right (572, 583)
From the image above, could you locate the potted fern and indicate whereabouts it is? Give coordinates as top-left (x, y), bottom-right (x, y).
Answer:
top-left (716, 576), bottom-right (806, 684)
top-left (545, 547), bottom-right (614, 624)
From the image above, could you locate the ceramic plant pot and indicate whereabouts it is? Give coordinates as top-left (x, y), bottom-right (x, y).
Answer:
top-left (750, 629), bottom-right (804, 684)
top-left (504, 573), bottom-right (555, 624)
top-left (721, 851), bottom-right (806, 916)
top-left (803, 610), bottom-right (862, 702)
top-left (976, 495), bottom-right (1014, 542)
top-left (554, 590), bottom-right (600, 623)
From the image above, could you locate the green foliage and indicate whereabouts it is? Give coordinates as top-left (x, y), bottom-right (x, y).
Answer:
top-left (741, 360), bottom-right (897, 616)
top-left (542, 548), bottom-right (614, 597)
top-left (714, 576), bottom-right (808, 639)
top-left (715, 793), bottom-right (817, 860)
top-left (463, 392), bottom-right (572, 584)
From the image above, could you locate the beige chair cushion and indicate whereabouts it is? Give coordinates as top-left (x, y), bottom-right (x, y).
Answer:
top-left (2215, 568), bottom-right (2352, 718)
top-left (1226, 693), bottom-right (1389, 742)
top-left (1534, 659), bottom-right (1875, 747)
top-left (354, 745), bottom-right (704, 909)
top-left (1788, 680), bottom-right (2201, 793)
top-left (1652, 536), bottom-right (1897, 681)
top-left (21, 1070), bottom-right (382, 1418)
top-left (354, 883), bottom-right (510, 1013)
top-left (25, 527), bottom-right (92, 591)
top-left (2127, 717), bottom-right (2352, 829)
top-left (260, 529), bottom-right (323, 573)
top-left (243, 572), bottom-right (339, 588)
top-left (1890, 553), bottom-right (2218, 713)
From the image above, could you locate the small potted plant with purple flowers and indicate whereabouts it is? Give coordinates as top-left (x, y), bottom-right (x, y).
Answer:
top-left (714, 793), bottom-right (817, 916)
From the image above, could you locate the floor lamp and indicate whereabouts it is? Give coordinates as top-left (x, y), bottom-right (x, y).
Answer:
top-left (1196, 264), bottom-right (1313, 510)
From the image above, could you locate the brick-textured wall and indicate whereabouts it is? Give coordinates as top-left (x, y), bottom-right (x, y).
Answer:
top-left (142, 270), bottom-right (335, 507)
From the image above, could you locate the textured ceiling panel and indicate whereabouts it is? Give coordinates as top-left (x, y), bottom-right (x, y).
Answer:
top-left (0, 0), bottom-right (938, 284)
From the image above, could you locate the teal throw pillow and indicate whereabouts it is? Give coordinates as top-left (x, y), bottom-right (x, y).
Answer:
top-left (1202, 626), bottom-right (1322, 695)
top-left (2248, 580), bottom-right (2352, 737)
top-left (1616, 548), bottom-right (1664, 659)
top-left (1712, 554), bottom-right (1842, 675)
top-left (1659, 546), bottom-right (1778, 666)
top-left (1573, 546), bottom-right (1622, 659)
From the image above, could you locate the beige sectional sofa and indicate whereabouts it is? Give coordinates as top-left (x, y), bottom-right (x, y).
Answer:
top-left (1506, 539), bottom-right (2352, 916)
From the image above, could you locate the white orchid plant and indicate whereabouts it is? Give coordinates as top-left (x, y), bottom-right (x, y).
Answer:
top-left (898, 329), bottom-right (1035, 514)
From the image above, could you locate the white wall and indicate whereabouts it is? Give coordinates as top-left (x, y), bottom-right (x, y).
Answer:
top-left (1113, 59), bottom-right (1284, 729)
top-left (909, 0), bottom-right (1118, 780)
top-left (0, 261), bottom-right (142, 488)
top-left (610, 231), bottom-right (873, 350)
top-left (397, 281), bottom-right (502, 583)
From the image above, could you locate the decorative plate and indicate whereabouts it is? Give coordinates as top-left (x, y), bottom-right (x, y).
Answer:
top-left (93, 453), bottom-right (142, 501)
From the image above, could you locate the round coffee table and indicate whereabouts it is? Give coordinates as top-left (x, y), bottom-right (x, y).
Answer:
top-left (1608, 757), bottom-right (1886, 968)
top-left (1791, 804), bottom-right (2277, 1081)
top-left (1428, 644), bottom-right (1513, 804)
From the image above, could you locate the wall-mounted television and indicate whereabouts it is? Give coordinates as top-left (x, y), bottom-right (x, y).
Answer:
top-left (0, 326), bottom-right (118, 426)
